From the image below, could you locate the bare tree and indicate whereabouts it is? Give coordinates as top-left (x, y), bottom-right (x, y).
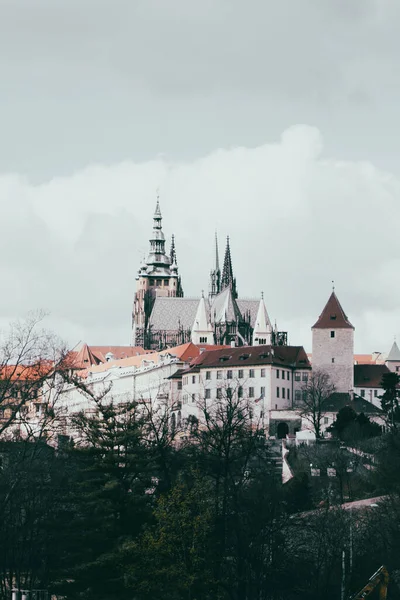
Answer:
top-left (299, 369), bottom-right (336, 439)
top-left (0, 311), bottom-right (70, 440)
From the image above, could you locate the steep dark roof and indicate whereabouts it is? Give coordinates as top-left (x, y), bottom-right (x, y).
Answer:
top-left (312, 292), bottom-right (354, 330)
top-left (187, 345), bottom-right (311, 370)
top-left (323, 392), bottom-right (382, 415)
top-left (354, 364), bottom-right (391, 388)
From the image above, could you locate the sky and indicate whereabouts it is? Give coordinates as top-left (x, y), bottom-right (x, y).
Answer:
top-left (1, 0), bottom-right (400, 353)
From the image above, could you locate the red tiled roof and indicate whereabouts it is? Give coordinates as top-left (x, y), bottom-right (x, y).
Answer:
top-left (0, 361), bottom-right (54, 382)
top-left (187, 345), bottom-right (311, 370)
top-left (89, 346), bottom-right (146, 361)
top-left (312, 292), bottom-right (354, 330)
top-left (354, 364), bottom-right (391, 388)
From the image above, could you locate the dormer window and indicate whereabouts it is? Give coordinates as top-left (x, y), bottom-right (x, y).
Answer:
top-left (219, 356), bottom-right (230, 362)
top-left (239, 354), bottom-right (250, 360)
top-left (330, 314), bottom-right (337, 320)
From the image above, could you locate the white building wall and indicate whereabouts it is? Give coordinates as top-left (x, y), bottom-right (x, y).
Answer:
top-left (312, 328), bottom-right (354, 393)
top-left (181, 363), bottom-right (311, 433)
top-left (353, 386), bottom-right (382, 408)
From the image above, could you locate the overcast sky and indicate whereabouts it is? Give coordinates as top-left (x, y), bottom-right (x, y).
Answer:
top-left (1, 0), bottom-right (400, 353)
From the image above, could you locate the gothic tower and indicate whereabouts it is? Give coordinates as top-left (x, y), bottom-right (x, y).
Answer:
top-left (209, 232), bottom-right (221, 299)
top-left (132, 200), bottom-right (183, 346)
top-left (312, 291), bottom-right (354, 394)
top-left (220, 236), bottom-right (237, 299)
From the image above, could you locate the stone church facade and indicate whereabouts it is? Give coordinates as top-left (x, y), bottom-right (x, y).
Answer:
top-left (132, 202), bottom-right (287, 351)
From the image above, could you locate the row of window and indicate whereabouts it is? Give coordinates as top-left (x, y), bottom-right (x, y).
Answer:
top-left (294, 372), bottom-right (309, 382)
top-left (360, 389), bottom-right (379, 398)
top-left (276, 387), bottom-right (290, 400)
top-left (184, 387), bottom-right (267, 402)
top-left (182, 370), bottom-right (309, 386)
top-left (276, 369), bottom-right (291, 380)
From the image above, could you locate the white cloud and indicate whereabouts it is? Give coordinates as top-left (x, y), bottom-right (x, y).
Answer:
top-left (1, 124), bottom-right (400, 353)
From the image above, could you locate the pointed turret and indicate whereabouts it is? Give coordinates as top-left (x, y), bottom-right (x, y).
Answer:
top-left (312, 291), bottom-right (354, 330)
top-left (312, 290), bottom-right (354, 393)
top-left (170, 233), bottom-right (177, 265)
top-left (191, 293), bottom-right (213, 345)
top-left (386, 340), bottom-right (400, 372)
top-left (252, 294), bottom-right (272, 345)
top-left (221, 236), bottom-right (237, 298)
top-left (209, 232), bottom-right (221, 299)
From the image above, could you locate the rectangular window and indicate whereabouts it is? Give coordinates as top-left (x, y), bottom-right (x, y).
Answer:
top-left (287, 389), bottom-right (290, 400)
top-left (295, 372), bottom-right (300, 381)
top-left (192, 394), bottom-right (195, 402)
top-left (261, 368), bottom-right (266, 377)
top-left (260, 386), bottom-right (265, 398)
top-left (249, 387), bottom-right (254, 398)
top-left (332, 358), bottom-right (335, 363)
top-left (302, 390), bottom-right (308, 401)
top-left (205, 389), bottom-right (211, 399)
top-left (238, 369), bottom-right (244, 379)
top-left (249, 369), bottom-right (255, 378)
top-left (227, 370), bottom-right (233, 379)
top-left (238, 386), bottom-right (243, 398)
top-left (206, 371), bottom-right (211, 380)
top-left (295, 390), bottom-right (301, 403)
top-left (217, 371), bottom-right (223, 380)
top-left (302, 373), bottom-right (308, 382)
top-left (227, 387), bottom-right (233, 399)
top-left (217, 388), bottom-right (223, 399)
top-left (164, 279), bottom-right (169, 286)
top-left (192, 375), bottom-right (196, 384)
top-left (287, 371), bottom-right (290, 380)
top-left (249, 409), bottom-right (253, 419)
top-left (149, 279), bottom-right (154, 285)
top-left (324, 417), bottom-right (329, 424)
top-left (183, 394), bottom-right (188, 404)
top-left (282, 388), bottom-right (286, 399)
top-left (276, 370), bottom-right (280, 378)
top-left (331, 331), bottom-right (335, 338)
top-left (361, 389), bottom-right (365, 397)
top-left (177, 381), bottom-right (182, 390)
top-left (276, 387), bottom-right (280, 398)
top-left (374, 390), bottom-right (378, 397)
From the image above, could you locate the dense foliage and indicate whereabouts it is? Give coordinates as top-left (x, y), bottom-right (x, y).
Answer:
top-left (1, 395), bottom-right (400, 600)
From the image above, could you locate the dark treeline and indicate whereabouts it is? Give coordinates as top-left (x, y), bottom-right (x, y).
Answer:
top-left (1, 394), bottom-right (400, 600)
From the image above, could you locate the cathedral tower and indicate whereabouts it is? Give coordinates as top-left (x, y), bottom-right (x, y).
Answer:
top-left (312, 291), bottom-right (354, 393)
top-left (221, 236), bottom-right (237, 299)
top-left (132, 201), bottom-right (183, 346)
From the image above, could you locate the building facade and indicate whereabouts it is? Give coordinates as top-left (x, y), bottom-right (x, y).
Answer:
top-left (175, 344), bottom-right (311, 438)
top-left (132, 202), bottom-right (287, 351)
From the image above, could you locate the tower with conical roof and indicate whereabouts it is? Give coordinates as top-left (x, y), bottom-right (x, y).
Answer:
top-left (132, 200), bottom-right (183, 347)
top-left (386, 340), bottom-right (400, 373)
top-left (312, 290), bottom-right (355, 393)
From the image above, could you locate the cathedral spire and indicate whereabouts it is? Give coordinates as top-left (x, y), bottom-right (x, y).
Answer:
top-left (209, 231), bottom-right (221, 299)
top-left (221, 236), bottom-right (237, 298)
top-left (215, 231), bottom-right (220, 273)
top-left (170, 234), bottom-right (177, 265)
